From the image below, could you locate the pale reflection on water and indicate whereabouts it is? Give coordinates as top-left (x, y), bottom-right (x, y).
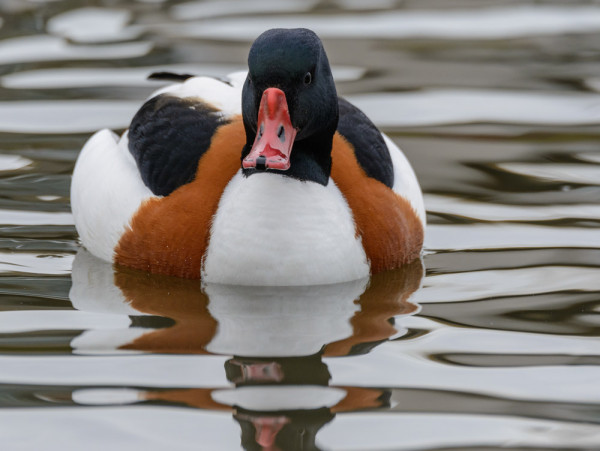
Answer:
top-left (1, 0), bottom-right (600, 450)
top-left (7, 249), bottom-right (423, 450)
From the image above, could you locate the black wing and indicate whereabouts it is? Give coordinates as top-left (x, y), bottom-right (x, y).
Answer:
top-left (337, 97), bottom-right (394, 188)
top-left (128, 94), bottom-right (229, 196)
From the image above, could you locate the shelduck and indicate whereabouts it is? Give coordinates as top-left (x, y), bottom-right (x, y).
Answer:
top-left (71, 28), bottom-right (425, 285)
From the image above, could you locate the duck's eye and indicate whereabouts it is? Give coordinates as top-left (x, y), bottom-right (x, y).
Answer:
top-left (303, 72), bottom-right (312, 85)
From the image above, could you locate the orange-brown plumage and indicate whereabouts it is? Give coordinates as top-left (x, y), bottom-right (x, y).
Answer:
top-left (330, 133), bottom-right (424, 272)
top-left (114, 117), bottom-right (245, 278)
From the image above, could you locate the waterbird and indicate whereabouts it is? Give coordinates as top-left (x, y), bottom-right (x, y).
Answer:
top-left (71, 28), bottom-right (425, 285)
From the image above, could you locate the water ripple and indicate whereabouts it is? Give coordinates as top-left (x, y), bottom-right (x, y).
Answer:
top-left (1, 65), bottom-right (364, 89)
top-left (0, 101), bottom-right (139, 134)
top-left (396, 317), bottom-right (600, 355)
top-left (171, 0), bottom-right (318, 20)
top-left (0, 155), bottom-right (32, 172)
top-left (0, 35), bottom-right (152, 65)
top-left (163, 6), bottom-right (600, 41)
top-left (426, 223), bottom-right (599, 251)
top-left (426, 194), bottom-right (600, 222)
top-left (318, 414), bottom-right (600, 450)
top-left (349, 90), bottom-right (600, 127)
top-left (0, 311), bottom-right (130, 333)
top-left (416, 266), bottom-right (600, 304)
top-left (327, 346), bottom-right (600, 403)
top-left (498, 162), bottom-right (600, 185)
top-left (0, 210), bottom-right (73, 226)
top-left (0, 252), bottom-right (73, 275)
top-left (47, 7), bottom-right (140, 44)
top-left (0, 408), bottom-right (241, 451)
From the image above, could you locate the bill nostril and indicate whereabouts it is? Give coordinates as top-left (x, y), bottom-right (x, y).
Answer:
top-left (277, 125), bottom-right (285, 142)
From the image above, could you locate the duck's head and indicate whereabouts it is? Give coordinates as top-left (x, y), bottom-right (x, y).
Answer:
top-left (241, 28), bottom-right (338, 186)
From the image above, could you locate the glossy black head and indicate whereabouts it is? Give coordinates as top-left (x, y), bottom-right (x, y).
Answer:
top-left (241, 28), bottom-right (339, 185)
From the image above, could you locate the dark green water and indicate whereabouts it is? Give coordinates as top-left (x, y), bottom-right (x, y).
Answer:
top-left (0, 1), bottom-right (599, 449)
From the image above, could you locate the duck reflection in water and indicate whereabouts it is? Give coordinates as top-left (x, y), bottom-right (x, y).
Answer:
top-left (70, 250), bottom-right (423, 450)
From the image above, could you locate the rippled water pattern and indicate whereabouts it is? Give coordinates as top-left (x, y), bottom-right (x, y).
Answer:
top-left (1, 1), bottom-right (600, 450)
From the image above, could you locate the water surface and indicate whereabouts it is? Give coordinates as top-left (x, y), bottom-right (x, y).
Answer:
top-left (1, 1), bottom-right (599, 449)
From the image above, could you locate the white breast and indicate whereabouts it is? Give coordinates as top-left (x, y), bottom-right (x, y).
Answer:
top-left (202, 172), bottom-right (370, 286)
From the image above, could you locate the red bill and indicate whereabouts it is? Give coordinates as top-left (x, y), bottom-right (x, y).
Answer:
top-left (242, 88), bottom-right (297, 171)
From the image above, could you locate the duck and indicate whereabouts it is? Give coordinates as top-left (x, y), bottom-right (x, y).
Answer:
top-left (71, 28), bottom-right (425, 286)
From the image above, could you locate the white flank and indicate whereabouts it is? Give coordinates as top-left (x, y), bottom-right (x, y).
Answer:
top-left (382, 133), bottom-right (426, 226)
top-left (71, 129), bottom-right (156, 262)
top-left (203, 172), bottom-right (370, 285)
